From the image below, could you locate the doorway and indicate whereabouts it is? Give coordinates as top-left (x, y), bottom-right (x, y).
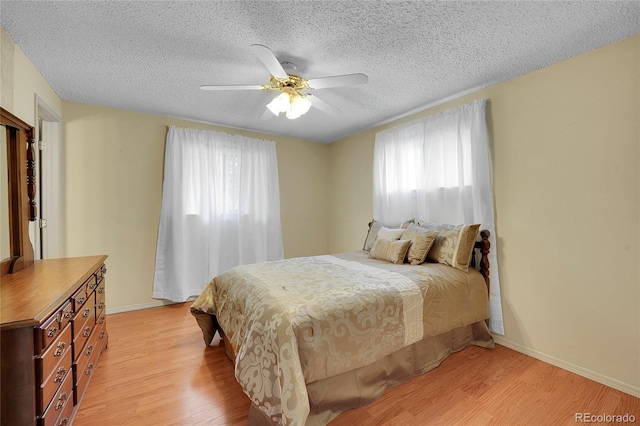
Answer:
top-left (28, 98), bottom-right (63, 259)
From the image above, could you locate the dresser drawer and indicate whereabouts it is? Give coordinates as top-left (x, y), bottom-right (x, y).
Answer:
top-left (73, 302), bottom-right (95, 363)
top-left (75, 331), bottom-right (98, 389)
top-left (35, 299), bottom-right (75, 355)
top-left (73, 294), bottom-right (95, 336)
top-left (37, 343), bottom-right (72, 415)
top-left (37, 312), bottom-right (62, 354)
top-left (96, 288), bottom-right (106, 319)
top-left (37, 324), bottom-right (72, 394)
top-left (38, 367), bottom-right (72, 426)
top-left (96, 264), bottom-right (107, 283)
top-left (71, 285), bottom-right (89, 312)
top-left (59, 301), bottom-right (74, 335)
top-left (84, 274), bottom-right (98, 297)
top-left (95, 313), bottom-right (108, 353)
top-left (96, 279), bottom-right (106, 299)
top-left (96, 310), bottom-right (106, 330)
top-left (48, 394), bottom-right (74, 426)
top-left (75, 333), bottom-right (101, 404)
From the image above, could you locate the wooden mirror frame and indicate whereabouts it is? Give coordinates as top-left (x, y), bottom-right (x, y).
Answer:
top-left (1, 107), bottom-right (35, 276)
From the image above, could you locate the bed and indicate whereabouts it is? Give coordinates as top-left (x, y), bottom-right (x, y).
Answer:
top-left (191, 220), bottom-right (494, 425)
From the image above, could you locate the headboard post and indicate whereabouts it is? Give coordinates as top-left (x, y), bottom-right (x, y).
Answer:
top-left (478, 230), bottom-right (490, 296)
top-left (471, 229), bottom-right (491, 297)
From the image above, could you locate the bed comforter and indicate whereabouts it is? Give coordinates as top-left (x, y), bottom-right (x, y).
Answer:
top-left (191, 250), bottom-right (492, 425)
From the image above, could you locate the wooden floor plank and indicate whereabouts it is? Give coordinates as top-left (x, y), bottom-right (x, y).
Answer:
top-left (74, 303), bottom-right (639, 425)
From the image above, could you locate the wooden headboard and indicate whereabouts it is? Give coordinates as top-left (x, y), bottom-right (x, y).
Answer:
top-left (470, 230), bottom-right (491, 296)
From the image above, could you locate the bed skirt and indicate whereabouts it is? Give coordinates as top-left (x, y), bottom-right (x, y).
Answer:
top-left (240, 320), bottom-right (494, 426)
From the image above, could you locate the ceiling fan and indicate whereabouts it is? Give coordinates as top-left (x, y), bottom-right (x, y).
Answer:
top-left (200, 44), bottom-right (368, 120)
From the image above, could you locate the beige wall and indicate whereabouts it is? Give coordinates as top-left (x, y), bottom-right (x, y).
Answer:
top-left (63, 102), bottom-right (330, 311)
top-left (1, 27), bottom-right (62, 125)
top-left (328, 35), bottom-right (640, 395)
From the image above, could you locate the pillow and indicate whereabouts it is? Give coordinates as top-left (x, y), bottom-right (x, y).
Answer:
top-left (417, 222), bottom-right (481, 272)
top-left (369, 238), bottom-right (412, 264)
top-left (377, 226), bottom-right (406, 240)
top-left (363, 219), bottom-right (414, 251)
top-left (401, 224), bottom-right (439, 265)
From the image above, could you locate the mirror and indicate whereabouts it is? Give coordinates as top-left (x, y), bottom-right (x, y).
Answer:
top-left (1, 107), bottom-right (35, 276)
top-left (1, 126), bottom-right (9, 259)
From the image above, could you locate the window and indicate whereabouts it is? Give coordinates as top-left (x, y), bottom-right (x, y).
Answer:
top-left (153, 127), bottom-right (283, 302)
top-left (377, 120), bottom-right (473, 196)
top-left (184, 145), bottom-right (241, 217)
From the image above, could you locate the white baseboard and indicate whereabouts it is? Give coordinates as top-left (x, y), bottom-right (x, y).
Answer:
top-left (106, 300), bottom-right (186, 315)
top-left (493, 336), bottom-right (640, 398)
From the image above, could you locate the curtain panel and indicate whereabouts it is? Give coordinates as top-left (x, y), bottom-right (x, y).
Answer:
top-left (373, 99), bottom-right (504, 334)
top-left (153, 126), bottom-right (284, 302)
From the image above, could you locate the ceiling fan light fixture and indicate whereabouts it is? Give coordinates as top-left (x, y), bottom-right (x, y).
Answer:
top-left (266, 92), bottom-right (291, 116)
top-left (286, 94), bottom-right (312, 119)
top-left (266, 92), bottom-right (312, 119)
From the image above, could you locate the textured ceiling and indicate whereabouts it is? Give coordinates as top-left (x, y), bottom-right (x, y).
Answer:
top-left (2, 1), bottom-right (639, 143)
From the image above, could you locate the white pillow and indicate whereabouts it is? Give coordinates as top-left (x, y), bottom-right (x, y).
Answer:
top-left (377, 226), bottom-right (406, 240)
top-left (363, 219), bottom-right (414, 251)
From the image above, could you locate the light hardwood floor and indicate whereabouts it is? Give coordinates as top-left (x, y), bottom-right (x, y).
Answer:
top-left (74, 303), bottom-right (639, 425)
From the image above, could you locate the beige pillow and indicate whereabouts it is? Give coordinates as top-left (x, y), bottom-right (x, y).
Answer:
top-left (401, 224), bottom-right (439, 265)
top-left (363, 219), bottom-right (414, 251)
top-left (418, 222), bottom-right (481, 272)
top-left (369, 238), bottom-right (411, 264)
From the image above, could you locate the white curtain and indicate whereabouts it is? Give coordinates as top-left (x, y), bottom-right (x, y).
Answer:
top-left (153, 126), bottom-right (284, 302)
top-left (373, 99), bottom-right (504, 334)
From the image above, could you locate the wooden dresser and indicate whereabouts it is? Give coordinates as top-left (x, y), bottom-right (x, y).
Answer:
top-left (1, 255), bottom-right (108, 426)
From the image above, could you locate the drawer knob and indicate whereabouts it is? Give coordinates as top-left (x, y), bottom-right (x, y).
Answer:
top-left (83, 308), bottom-right (91, 318)
top-left (47, 326), bottom-right (58, 338)
top-left (64, 310), bottom-right (74, 319)
top-left (85, 363), bottom-right (94, 376)
top-left (83, 326), bottom-right (91, 337)
top-left (59, 417), bottom-right (69, 426)
top-left (55, 392), bottom-right (68, 410)
top-left (77, 296), bottom-right (86, 305)
top-left (86, 344), bottom-right (94, 356)
top-left (54, 367), bottom-right (66, 382)
top-left (99, 330), bottom-right (106, 339)
top-left (54, 342), bottom-right (66, 356)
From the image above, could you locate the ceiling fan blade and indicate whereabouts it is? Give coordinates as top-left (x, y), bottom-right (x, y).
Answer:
top-left (308, 95), bottom-right (341, 116)
top-left (307, 73), bottom-right (368, 89)
top-left (200, 84), bottom-right (264, 91)
top-left (261, 108), bottom-right (275, 120)
top-left (250, 44), bottom-right (288, 80)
